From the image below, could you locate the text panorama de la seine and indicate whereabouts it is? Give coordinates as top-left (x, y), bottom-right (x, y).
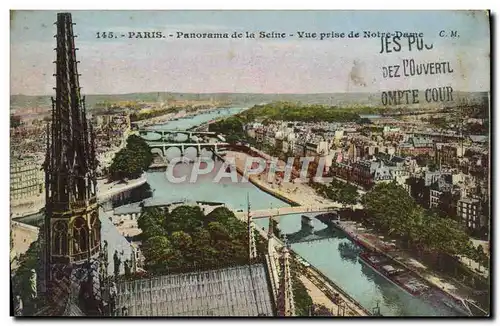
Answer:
top-left (175, 30), bottom-right (424, 40)
top-left (379, 34), bottom-right (456, 106)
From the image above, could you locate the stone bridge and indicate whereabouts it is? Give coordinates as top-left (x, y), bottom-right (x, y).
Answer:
top-left (139, 129), bottom-right (220, 142)
top-left (147, 141), bottom-right (230, 159)
top-left (239, 205), bottom-right (334, 220)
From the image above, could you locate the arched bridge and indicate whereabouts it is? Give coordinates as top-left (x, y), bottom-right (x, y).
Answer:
top-left (247, 203), bottom-right (363, 220)
top-left (138, 128), bottom-right (220, 142)
top-left (148, 141), bottom-right (230, 159)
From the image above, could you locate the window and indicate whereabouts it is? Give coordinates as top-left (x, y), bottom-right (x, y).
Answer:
top-left (72, 217), bottom-right (88, 254)
top-left (90, 213), bottom-right (101, 249)
top-left (52, 221), bottom-right (68, 255)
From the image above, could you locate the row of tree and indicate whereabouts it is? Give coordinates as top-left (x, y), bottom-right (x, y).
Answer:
top-left (207, 102), bottom-right (385, 144)
top-left (237, 102), bottom-right (363, 123)
top-left (130, 108), bottom-right (174, 122)
top-left (361, 182), bottom-right (488, 269)
top-left (108, 135), bottom-right (153, 181)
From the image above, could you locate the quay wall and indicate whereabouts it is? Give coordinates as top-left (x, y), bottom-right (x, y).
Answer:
top-left (292, 251), bottom-right (372, 316)
top-left (216, 147), bottom-right (301, 207)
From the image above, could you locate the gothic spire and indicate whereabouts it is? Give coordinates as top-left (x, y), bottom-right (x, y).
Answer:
top-left (42, 13), bottom-right (102, 312)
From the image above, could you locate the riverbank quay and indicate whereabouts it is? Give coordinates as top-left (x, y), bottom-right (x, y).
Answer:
top-left (224, 150), bottom-right (364, 210)
top-left (333, 220), bottom-right (487, 316)
top-left (136, 106), bottom-right (232, 129)
top-left (298, 257), bottom-right (371, 317)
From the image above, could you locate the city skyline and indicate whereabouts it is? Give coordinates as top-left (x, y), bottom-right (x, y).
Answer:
top-left (11, 10), bottom-right (490, 95)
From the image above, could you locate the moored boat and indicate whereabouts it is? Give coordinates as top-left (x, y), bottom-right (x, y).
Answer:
top-left (358, 251), bottom-right (430, 297)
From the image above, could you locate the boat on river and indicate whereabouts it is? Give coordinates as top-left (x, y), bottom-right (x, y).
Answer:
top-left (358, 251), bottom-right (430, 297)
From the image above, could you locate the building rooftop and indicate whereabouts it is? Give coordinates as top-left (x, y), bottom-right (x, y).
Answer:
top-left (459, 197), bottom-right (481, 204)
top-left (115, 264), bottom-right (274, 316)
top-left (411, 137), bottom-right (434, 147)
top-left (469, 135), bottom-right (488, 143)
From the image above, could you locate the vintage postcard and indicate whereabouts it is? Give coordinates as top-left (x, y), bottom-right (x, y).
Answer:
top-left (10, 10), bottom-right (491, 317)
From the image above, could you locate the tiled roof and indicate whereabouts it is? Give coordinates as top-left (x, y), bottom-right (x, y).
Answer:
top-left (115, 264), bottom-right (274, 316)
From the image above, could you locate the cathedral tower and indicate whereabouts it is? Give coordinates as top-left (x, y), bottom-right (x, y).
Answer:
top-left (43, 12), bottom-right (101, 308)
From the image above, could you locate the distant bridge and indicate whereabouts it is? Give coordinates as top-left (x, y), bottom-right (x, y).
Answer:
top-left (147, 141), bottom-right (230, 158)
top-left (139, 129), bottom-right (220, 142)
top-left (239, 204), bottom-right (363, 220)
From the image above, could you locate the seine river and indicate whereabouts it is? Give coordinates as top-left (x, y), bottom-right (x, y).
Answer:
top-left (142, 107), bottom-right (458, 316)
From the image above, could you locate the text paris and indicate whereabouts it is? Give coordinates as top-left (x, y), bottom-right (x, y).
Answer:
top-left (379, 35), bottom-right (433, 53)
top-left (382, 60), bottom-right (454, 78)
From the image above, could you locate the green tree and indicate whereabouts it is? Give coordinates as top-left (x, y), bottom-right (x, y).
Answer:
top-left (338, 184), bottom-right (359, 210)
top-left (165, 206), bottom-right (204, 234)
top-left (238, 102), bottom-right (363, 123)
top-left (171, 231), bottom-right (193, 251)
top-left (403, 207), bottom-right (425, 250)
top-left (209, 116), bottom-right (245, 143)
top-left (137, 207), bottom-right (166, 239)
top-left (290, 262), bottom-right (313, 316)
top-left (476, 245), bottom-right (489, 272)
top-left (362, 182), bottom-right (418, 235)
top-left (108, 134), bottom-right (152, 181)
top-left (191, 228), bottom-right (213, 266)
top-left (207, 221), bottom-right (232, 242)
top-left (206, 206), bottom-right (246, 237)
top-left (10, 115), bottom-right (21, 128)
top-left (142, 236), bottom-right (172, 270)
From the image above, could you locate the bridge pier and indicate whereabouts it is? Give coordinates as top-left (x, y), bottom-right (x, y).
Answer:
top-left (301, 215), bottom-right (314, 232)
top-left (148, 141), bottom-right (229, 162)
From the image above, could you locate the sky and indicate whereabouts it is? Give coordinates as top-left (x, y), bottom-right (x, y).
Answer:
top-left (10, 10), bottom-right (490, 95)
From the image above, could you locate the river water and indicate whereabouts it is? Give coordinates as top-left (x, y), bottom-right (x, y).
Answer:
top-left (140, 107), bottom-right (459, 317)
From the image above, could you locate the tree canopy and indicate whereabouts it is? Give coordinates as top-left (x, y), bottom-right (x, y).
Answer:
top-left (10, 115), bottom-right (22, 128)
top-left (312, 179), bottom-right (359, 209)
top-left (361, 182), bottom-right (476, 263)
top-left (208, 116), bottom-right (246, 143)
top-left (237, 102), bottom-right (365, 123)
top-left (137, 205), bottom-right (251, 274)
top-left (108, 134), bottom-right (152, 181)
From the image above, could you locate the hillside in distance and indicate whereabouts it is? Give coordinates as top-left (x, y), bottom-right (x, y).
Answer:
top-left (10, 91), bottom-right (489, 111)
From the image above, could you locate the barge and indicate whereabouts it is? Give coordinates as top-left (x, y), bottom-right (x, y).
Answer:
top-left (358, 251), bottom-right (430, 297)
